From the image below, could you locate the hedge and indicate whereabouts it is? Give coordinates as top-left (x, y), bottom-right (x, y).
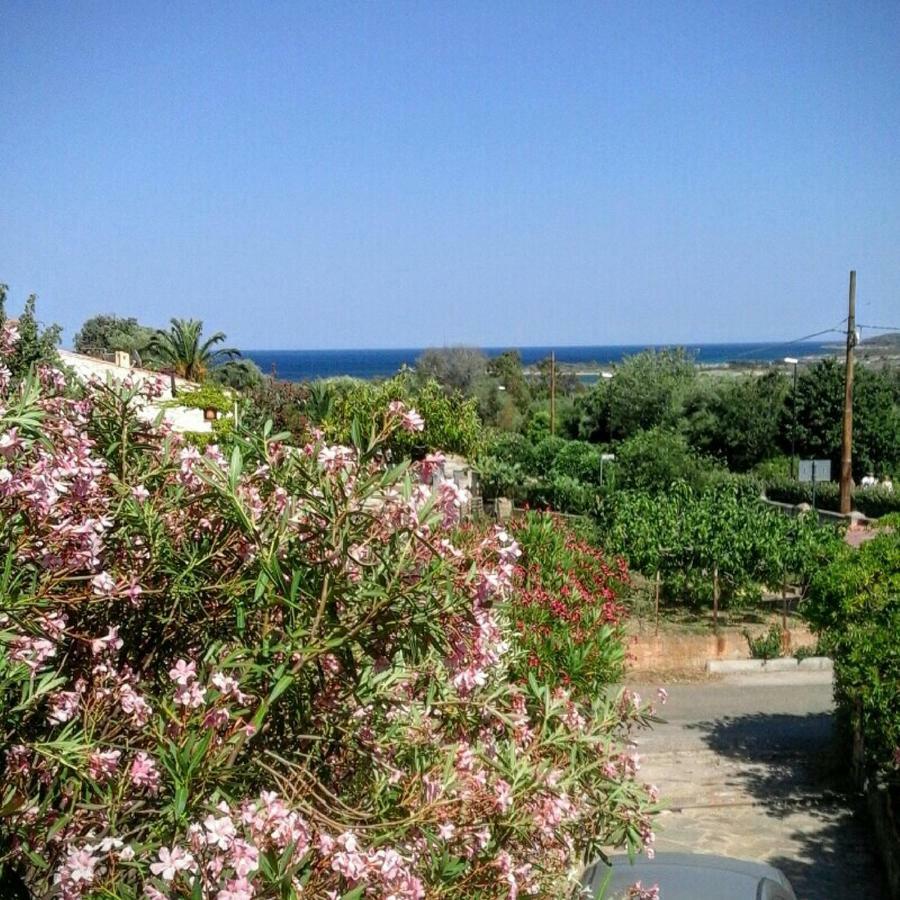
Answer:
top-left (766, 478), bottom-right (900, 518)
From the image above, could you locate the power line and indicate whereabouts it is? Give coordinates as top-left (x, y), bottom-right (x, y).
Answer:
top-left (726, 324), bottom-right (846, 361)
top-left (858, 323), bottom-right (900, 332)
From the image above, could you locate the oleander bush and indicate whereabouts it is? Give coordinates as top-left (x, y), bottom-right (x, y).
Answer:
top-left (325, 375), bottom-right (483, 460)
top-left (503, 513), bottom-right (630, 695)
top-left (0, 325), bottom-right (656, 899)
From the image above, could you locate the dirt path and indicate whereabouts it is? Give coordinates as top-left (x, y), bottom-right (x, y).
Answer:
top-left (627, 671), bottom-right (886, 899)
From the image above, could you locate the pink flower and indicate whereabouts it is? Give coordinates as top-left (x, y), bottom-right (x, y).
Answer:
top-left (131, 484), bottom-right (150, 501)
top-left (401, 408), bottom-right (425, 432)
top-left (204, 812), bottom-right (237, 850)
top-left (493, 778), bottom-right (513, 813)
top-left (88, 749), bottom-right (121, 781)
top-left (58, 846), bottom-right (98, 885)
top-left (168, 659), bottom-right (197, 685)
top-left (150, 845), bottom-right (195, 882)
top-left (656, 687), bottom-right (669, 705)
top-left (216, 881), bottom-right (254, 900)
top-left (174, 682), bottom-right (207, 708)
top-left (129, 751), bottom-right (161, 792)
top-left (627, 882), bottom-right (660, 900)
top-left (0, 427), bottom-right (23, 458)
top-left (91, 626), bottom-right (122, 656)
top-left (47, 689), bottom-right (80, 724)
top-left (91, 571), bottom-right (116, 596)
top-left (229, 839), bottom-right (259, 878)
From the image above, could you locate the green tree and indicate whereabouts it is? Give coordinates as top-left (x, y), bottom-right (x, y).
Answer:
top-left (209, 358), bottom-right (263, 392)
top-left (614, 427), bottom-right (712, 491)
top-left (149, 318), bottom-right (240, 382)
top-left (608, 348), bottom-right (696, 438)
top-left (803, 521), bottom-right (900, 776)
top-left (574, 348), bottom-right (696, 442)
top-left (0, 286), bottom-right (61, 380)
top-left (73, 314), bottom-right (158, 364)
top-left (786, 359), bottom-right (899, 478)
top-left (415, 346), bottom-right (487, 394)
top-left (689, 372), bottom-right (790, 471)
top-left (486, 350), bottom-right (531, 411)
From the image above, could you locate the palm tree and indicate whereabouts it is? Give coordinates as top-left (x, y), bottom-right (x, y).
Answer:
top-left (149, 318), bottom-right (240, 382)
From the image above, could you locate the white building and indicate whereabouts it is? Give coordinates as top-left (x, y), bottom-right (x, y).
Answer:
top-left (58, 349), bottom-right (214, 434)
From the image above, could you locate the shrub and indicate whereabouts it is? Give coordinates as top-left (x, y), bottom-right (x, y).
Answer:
top-left (504, 513), bottom-right (631, 694)
top-left (475, 455), bottom-right (526, 502)
top-left (550, 440), bottom-right (606, 487)
top-left (244, 377), bottom-right (311, 438)
top-left (765, 478), bottom-right (900, 518)
top-left (0, 347), bottom-right (656, 897)
top-left (326, 375), bottom-right (483, 459)
top-left (597, 484), bottom-right (841, 609)
top-left (743, 625), bottom-right (785, 660)
top-left (803, 520), bottom-right (900, 780)
top-left (613, 428), bottom-right (714, 492)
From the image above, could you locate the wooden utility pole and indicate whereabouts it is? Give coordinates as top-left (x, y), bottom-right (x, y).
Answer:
top-left (549, 351), bottom-right (556, 436)
top-left (839, 270), bottom-right (856, 515)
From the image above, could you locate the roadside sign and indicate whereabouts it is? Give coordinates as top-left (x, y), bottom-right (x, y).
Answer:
top-left (798, 459), bottom-right (831, 484)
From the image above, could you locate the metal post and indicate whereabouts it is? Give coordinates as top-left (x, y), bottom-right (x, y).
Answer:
top-left (839, 271), bottom-right (856, 514)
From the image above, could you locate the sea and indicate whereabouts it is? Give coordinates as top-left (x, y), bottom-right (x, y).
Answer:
top-left (244, 342), bottom-right (834, 383)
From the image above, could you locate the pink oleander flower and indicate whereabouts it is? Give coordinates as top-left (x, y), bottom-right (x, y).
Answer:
top-left (401, 408), bottom-right (425, 432)
top-left (0, 426), bottom-right (23, 458)
top-left (129, 751), bottom-right (161, 792)
top-left (229, 838), bottom-right (260, 878)
top-left (493, 778), bottom-right (513, 813)
top-left (169, 659), bottom-right (197, 685)
top-left (91, 626), bottom-right (122, 656)
top-left (131, 483), bottom-right (150, 501)
top-left (656, 687), bottom-right (669, 705)
top-left (150, 845), bottom-right (195, 882)
top-left (91, 571), bottom-right (116, 596)
top-left (204, 812), bottom-right (237, 850)
top-left (88, 748), bottom-right (121, 781)
top-left (627, 882), bottom-right (660, 900)
top-left (174, 682), bottom-right (207, 709)
top-left (47, 689), bottom-right (81, 724)
top-left (55, 846), bottom-right (99, 892)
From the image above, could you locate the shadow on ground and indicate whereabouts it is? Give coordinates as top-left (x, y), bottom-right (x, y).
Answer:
top-left (687, 711), bottom-right (885, 899)
top-left (689, 711), bottom-right (839, 803)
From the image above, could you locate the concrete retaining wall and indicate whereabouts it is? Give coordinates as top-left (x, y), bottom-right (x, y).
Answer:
top-left (627, 624), bottom-right (817, 672)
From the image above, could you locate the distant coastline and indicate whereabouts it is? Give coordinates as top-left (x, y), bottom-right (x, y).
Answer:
top-left (244, 342), bottom-right (836, 382)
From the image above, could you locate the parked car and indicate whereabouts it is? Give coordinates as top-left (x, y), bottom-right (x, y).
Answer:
top-left (582, 852), bottom-right (798, 899)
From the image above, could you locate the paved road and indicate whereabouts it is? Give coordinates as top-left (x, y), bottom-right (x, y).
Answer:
top-left (627, 671), bottom-right (886, 899)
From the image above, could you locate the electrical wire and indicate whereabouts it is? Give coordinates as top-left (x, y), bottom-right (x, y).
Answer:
top-left (857, 324), bottom-right (900, 332)
top-left (725, 323), bottom-right (847, 361)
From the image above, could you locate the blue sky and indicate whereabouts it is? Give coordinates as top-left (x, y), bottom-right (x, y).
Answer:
top-left (1, 1), bottom-right (899, 350)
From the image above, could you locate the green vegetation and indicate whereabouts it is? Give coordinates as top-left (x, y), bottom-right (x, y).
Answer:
top-left (803, 518), bottom-right (900, 781)
top-left (0, 286), bottom-right (61, 382)
top-left (597, 483), bottom-right (842, 609)
top-left (149, 317), bottom-right (240, 381)
top-left (324, 374), bottom-right (483, 458)
top-left (73, 313), bottom-right (159, 365)
top-left (743, 624), bottom-right (786, 660)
